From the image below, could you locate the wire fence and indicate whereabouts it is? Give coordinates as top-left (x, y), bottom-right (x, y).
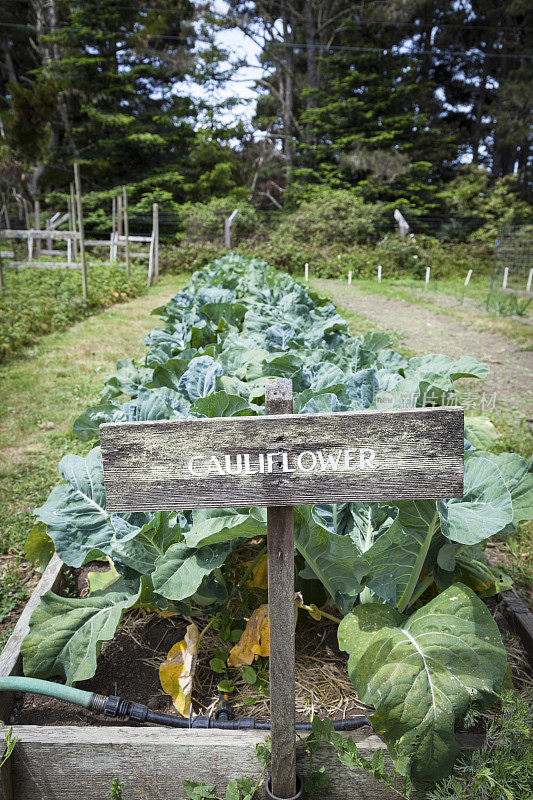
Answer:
top-left (493, 225), bottom-right (533, 290)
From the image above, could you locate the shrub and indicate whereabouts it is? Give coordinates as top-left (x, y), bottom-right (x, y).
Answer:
top-left (271, 187), bottom-right (386, 248)
top-left (159, 242), bottom-right (223, 274)
top-left (177, 198), bottom-right (261, 244)
top-left (440, 167), bottom-right (533, 242)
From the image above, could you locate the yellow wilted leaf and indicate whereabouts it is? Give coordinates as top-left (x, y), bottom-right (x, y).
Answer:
top-left (87, 560), bottom-right (121, 595)
top-left (159, 623), bottom-right (199, 716)
top-left (227, 604), bottom-right (269, 667)
top-left (246, 553), bottom-right (268, 589)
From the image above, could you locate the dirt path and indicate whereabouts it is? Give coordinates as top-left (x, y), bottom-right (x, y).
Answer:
top-left (314, 279), bottom-right (533, 417)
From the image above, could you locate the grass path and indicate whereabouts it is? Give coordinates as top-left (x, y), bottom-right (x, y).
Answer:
top-left (0, 274), bottom-right (188, 637)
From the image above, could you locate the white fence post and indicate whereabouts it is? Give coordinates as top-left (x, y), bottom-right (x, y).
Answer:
top-left (527, 268), bottom-right (533, 293)
top-left (425, 267), bottom-right (431, 284)
top-left (464, 269), bottom-right (473, 286)
top-left (348, 270), bottom-right (352, 284)
top-left (304, 262), bottom-right (309, 281)
top-left (378, 264), bottom-right (382, 283)
top-left (502, 267), bottom-right (509, 289)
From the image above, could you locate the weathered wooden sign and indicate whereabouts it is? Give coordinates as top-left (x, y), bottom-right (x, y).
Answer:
top-left (100, 405), bottom-right (464, 513)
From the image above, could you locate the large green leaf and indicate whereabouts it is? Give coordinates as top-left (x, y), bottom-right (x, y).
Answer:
top-left (22, 586), bottom-right (141, 684)
top-left (152, 542), bottom-right (232, 601)
top-left (469, 451), bottom-right (533, 533)
top-left (190, 391), bottom-right (259, 418)
top-left (184, 507), bottom-right (267, 548)
top-left (33, 449), bottom-right (138, 567)
top-left (346, 503), bottom-right (399, 553)
top-left (338, 584), bottom-right (507, 781)
top-left (146, 350), bottom-right (198, 391)
top-left (464, 416), bottom-right (499, 450)
top-left (178, 355), bottom-right (224, 402)
top-left (72, 402), bottom-right (122, 441)
top-left (437, 457), bottom-right (513, 544)
top-left (110, 511), bottom-right (183, 575)
top-left (294, 507), bottom-right (369, 613)
top-left (361, 501), bottom-right (440, 607)
top-left (101, 358), bottom-right (152, 400)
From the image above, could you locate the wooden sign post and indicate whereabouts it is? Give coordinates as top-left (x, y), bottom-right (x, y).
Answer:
top-left (265, 379), bottom-right (296, 798)
top-left (100, 391), bottom-right (464, 799)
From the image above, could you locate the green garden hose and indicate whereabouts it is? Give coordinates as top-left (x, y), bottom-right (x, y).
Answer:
top-left (0, 675), bottom-right (371, 731)
top-left (0, 677), bottom-right (93, 709)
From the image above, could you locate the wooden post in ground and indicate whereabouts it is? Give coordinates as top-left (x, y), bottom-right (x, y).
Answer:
top-left (111, 197), bottom-right (116, 261)
top-left (265, 378), bottom-right (297, 799)
top-left (224, 208), bottom-right (238, 248)
top-left (23, 199), bottom-right (31, 261)
top-left (0, 248), bottom-right (4, 293)
top-left (34, 200), bottom-right (41, 258)
top-left (122, 187), bottom-right (130, 277)
top-left (502, 266), bottom-right (509, 289)
top-left (153, 202), bottom-right (159, 282)
top-left (116, 195), bottom-right (122, 261)
top-left (74, 163), bottom-right (88, 300)
top-left (69, 182), bottom-right (78, 261)
top-left (2, 201), bottom-right (10, 230)
top-left (527, 268), bottom-right (533, 293)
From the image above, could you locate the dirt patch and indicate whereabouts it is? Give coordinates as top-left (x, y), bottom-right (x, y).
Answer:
top-left (9, 599), bottom-right (531, 729)
top-left (316, 280), bottom-right (533, 417)
top-left (10, 609), bottom-right (368, 727)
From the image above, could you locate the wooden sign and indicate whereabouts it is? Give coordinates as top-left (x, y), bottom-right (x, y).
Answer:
top-left (100, 405), bottom-right (464, 513)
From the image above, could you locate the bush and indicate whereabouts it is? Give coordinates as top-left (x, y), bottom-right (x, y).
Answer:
top-left (440, 167), bottom-right (533, 242)
top-left (271, 187), bottom-right (386, 248)
top-left (0, 262), bottom-right (147, 363)
top-left (238, 234), bottom-right (492, 281)
top-left (159, 242), bottom-right (223, 274)
top-left (425, 692), bottom-right (533, 800)
top-left (177, 198), bottom-right (261, 244)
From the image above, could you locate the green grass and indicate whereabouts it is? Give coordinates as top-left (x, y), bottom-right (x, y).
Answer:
top-left (0, 272), bottom-right (189, 641)
top-left (0, 260), bottom-right (149, 363)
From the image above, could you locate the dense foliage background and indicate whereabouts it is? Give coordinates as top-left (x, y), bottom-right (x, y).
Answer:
top-left (1, 0), bottom-right (531, 240)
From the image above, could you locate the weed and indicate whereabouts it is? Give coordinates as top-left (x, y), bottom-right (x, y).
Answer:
top-left (108, 778), bottom-right (125, 799)
top-left (0, 727), bottom-right (17, 768)
top-left (424, 692), bottom-right (533, 800)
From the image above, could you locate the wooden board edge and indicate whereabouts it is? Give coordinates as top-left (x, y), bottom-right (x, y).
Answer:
top-left (499, 588), bottom-right (533, 665)
top-left (485, 553), bottom-right (533, 666)
top-left (0, 555), bottom-right (64, 723)
top-left (0, 726), bottom-right (484, 800)
top-left (0, 724), bottom-right (485, 749)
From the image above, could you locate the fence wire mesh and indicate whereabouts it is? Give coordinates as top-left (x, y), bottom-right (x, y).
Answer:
top-left (493, 225), bottom-right (533, 290)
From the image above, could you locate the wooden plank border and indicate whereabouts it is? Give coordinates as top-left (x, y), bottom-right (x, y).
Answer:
top-left (0, 555), bottom-right (64, 724)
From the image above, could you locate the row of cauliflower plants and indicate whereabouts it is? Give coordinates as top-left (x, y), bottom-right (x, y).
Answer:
top-left (23, 254), bottom-right (532, 786)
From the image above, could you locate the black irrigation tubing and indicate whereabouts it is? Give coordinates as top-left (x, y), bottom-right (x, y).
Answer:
top-left (92, 692), bottom-right (371, 732)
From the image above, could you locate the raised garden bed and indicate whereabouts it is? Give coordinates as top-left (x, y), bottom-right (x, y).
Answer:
top-left (0, 558), bottom-right (408, 800)
top-left (2, 554), bottom-right (532, 800)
